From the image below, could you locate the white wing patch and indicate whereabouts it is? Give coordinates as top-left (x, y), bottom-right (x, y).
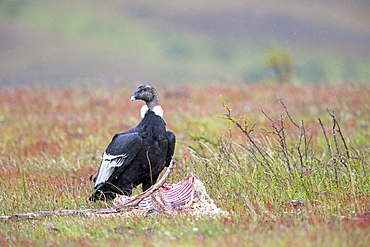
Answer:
top-left (100, 153), bottom-right (127, 162)
top-left (140, 105), bottom-right (164, 118)
top-left (94, 152), bottom-right (128, 188)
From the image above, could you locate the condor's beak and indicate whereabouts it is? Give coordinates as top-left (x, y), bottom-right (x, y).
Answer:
top-left (130, 94), bottom-right (136, 101)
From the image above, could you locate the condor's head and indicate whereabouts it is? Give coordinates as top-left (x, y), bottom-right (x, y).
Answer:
top-left (131, 85), bottom-right (163, 117)
top-left (130, 85), bottom-right (159, 108)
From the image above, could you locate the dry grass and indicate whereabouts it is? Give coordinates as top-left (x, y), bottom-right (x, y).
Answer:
top-left (0, 83), bottom-right (369, 246)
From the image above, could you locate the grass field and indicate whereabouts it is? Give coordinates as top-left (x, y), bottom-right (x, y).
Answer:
top-left (0, 83), bottom-right (369, 246)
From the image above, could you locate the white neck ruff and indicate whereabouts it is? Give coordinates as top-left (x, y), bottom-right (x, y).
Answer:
top-left (140, 105), bottom-right (164, 118)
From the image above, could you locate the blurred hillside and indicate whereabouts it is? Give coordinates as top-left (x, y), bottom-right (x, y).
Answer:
top-left (1, 0), bottom-right (370, 87)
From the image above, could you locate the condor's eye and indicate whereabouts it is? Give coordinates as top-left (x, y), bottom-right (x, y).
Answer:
top-left (143, 88), bottom-right (147, 92)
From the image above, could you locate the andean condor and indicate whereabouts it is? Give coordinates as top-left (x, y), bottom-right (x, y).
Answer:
top-left (89, 85), bottom-right (176, 201)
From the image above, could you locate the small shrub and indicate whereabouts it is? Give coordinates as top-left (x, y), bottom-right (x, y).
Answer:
top-left (264, 43), bottom-right (294, 84)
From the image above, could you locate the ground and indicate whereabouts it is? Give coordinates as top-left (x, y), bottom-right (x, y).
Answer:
top-left (0, 82), bottom-right (369, 246)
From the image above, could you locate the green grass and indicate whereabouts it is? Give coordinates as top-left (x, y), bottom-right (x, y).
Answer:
top-left (0, 83), bottom-right (369, 246)
top-left (1, 1), bottom-right (370, 85)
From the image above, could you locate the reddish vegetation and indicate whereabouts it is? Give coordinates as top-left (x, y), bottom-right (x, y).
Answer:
top-left (0, 82), bottom-right (369, 175)
top-left (0, 84), bottom-right (368, 157)
top-left (0, 83), bottom-right (368, 245)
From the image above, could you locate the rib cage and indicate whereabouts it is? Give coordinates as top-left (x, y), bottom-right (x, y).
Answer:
top-left (115, 174), bottom-right (195, 210)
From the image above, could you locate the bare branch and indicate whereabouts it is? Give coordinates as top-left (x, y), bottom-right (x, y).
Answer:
top-left (0, 160), bottom-right (176, 221)
top-left (318, 118), bottom-right (333, 159)
top-left (326, 109), bottom-right (350, 158)
top-left (113, 159), bottom-right (176, 211)
top-left (223, 112), bottom-right (276, 177)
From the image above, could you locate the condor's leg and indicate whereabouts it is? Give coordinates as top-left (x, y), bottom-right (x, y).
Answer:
top-left (142, 173), bottom-right (160, 192)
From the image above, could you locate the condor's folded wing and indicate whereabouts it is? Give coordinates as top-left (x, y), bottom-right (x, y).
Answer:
top-left (93, 132), bottom-right (142, 190)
